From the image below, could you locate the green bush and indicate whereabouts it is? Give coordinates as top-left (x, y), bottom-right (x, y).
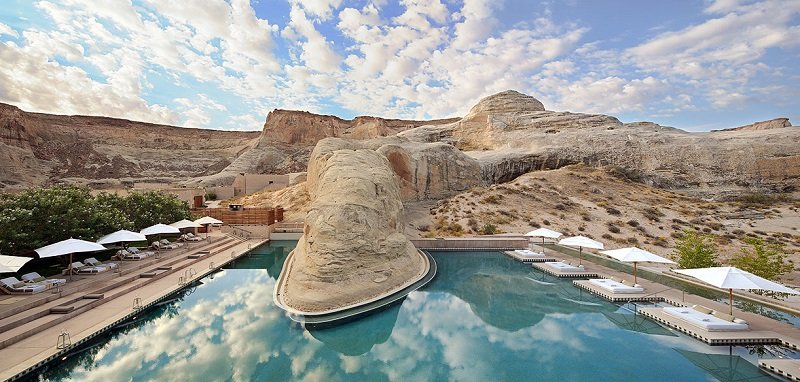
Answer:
top-left (732, 237), bottom-right (793, 281)
top-left (0, 186), bottom-right (190, 255)
top-left (205, 191), bottom-right (217, 201)
top-left (672, 229), bottom-right (719, 269)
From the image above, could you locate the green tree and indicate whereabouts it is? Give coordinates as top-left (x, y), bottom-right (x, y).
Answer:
top-left (732, 237), bottom-right (794, 280)
top-left (123, 191), bottom-right (191, 229)
top-left (673, 229), bottom-right (719, 269)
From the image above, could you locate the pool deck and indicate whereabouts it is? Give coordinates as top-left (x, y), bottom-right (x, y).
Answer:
top-left (0, 232), bottom-right (267, 381)
top-left (531, 262), bottom-right (600, 278)
top-left (502, 250), bottom-right (557, 263)
top-left (573, 279), bottom-right (665, 303)
top-left (759, 359), bottom-right (800, 381)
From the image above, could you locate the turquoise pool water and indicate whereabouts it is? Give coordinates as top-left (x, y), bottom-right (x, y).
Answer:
top-left (30, 242), bottom-right (783, 381)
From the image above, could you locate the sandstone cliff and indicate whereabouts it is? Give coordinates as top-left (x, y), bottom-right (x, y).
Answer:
top-left (399, 90), bottom-right (800, 197)
top-left (0, 103), bottom-right (259, 188)
top-left (714, 117), bottom-right (793, 132)
top-left (201, 110), bottom-right (459, 186)
top-left (276, 138), bottom-right (427, 313)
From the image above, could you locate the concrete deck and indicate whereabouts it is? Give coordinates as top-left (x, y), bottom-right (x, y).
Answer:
top-left (0, 232), bottom-right (266, 381)
top-left (532, 262), bottom-right (599, 278)
top-left (573, 280), bottom-right (665, 303)
top-left (502, 250), bottom-right (557, 263)
top-left (759, 359), bottom-right (800, 381)
top-left (639, 307), bottom-right (786, 346)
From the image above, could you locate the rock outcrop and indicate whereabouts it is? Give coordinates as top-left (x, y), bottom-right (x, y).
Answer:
top-left (0, 103), bottom-right (259, 188)
top-left (277, 138), bottom-right (426, 313)
top-left (715, 118), bottom-right (793, 132)
top-left (399, 91), bottom-right (800, 197)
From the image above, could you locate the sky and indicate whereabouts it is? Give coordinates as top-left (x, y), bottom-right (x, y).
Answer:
top-left (0, 0), bottom-right (798, 132)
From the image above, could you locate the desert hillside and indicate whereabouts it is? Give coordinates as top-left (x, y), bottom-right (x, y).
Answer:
top-left (0, 102), bottom-right (260, 188)
top-left (402, 165), bottom-right (800, 281)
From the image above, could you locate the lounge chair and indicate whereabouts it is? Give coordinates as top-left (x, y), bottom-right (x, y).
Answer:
top-left (159, 239), bottom-right (182, 249)
top-left (67, 261), bottom-right (109, 275)
top-left (84, 257), bottom-right (119, 270)
top-left (21, 272), bottom-right (67, 286)
top-left (588, 278), bottom-right (643, 294)
top-left (662, 305), bottom-right (749, 331)
top-left (514, 249), bottom-right (545, 257)
top-left (545, 261), bottom-right (585, 272)
top-left (116, 249), bottom-right (149, 261)
top-left (185, 232), bottom-right (204, 241)
top-left (128, 247), bottom-right (154, 257)
top-left (0, 277), bottom-right (48, 294)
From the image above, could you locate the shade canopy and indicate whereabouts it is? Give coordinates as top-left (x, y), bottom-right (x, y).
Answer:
top-left (140, 223), bottom-right (181, 236)
top-left (96, 230), bottom-right (147, 245)
top-left (0, 255), bottom-right (33, 273)
top-left (600, 247), bottom-right (675, 264)
top-left (601, 247), bottom-right (675, 283)
top-left (524, 228), bottom-right (562, 239)
top-left (35, 238), bottom-right (106, 258)
top-left (170, 219), bottom-right (203, 229)
top-left (674, 266), bottom-right (799, 315)
top-left (674, 267), bottom-right (799, 294)
top-left (194, 216), bottom-right (223, 225)
top-left (558, 236), bottom-right (604, 250)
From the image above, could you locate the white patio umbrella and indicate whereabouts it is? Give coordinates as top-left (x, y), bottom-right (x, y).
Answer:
top-left (35, 238), bottom-right (107, 280)
top-left (194, 216), bottom-right (223, 225)
top-left (524, 228), bottom-right (562, 244)
top-left (140, 223), bottom-right (181, 236)
top-left (170, 219), bottom-right (203, 230)
top-left (0, 255), bottom-right (33, 274)
top-left (558, 236), bottom-right (604, 265)
top-left (600, 247), bottom-right (676, 284)
top-left (194, 216), bottom-right (223, 238)
top-left (96, 229), bottom-right (147, 247)
top-left (674, 266), bottom-right (800, 315)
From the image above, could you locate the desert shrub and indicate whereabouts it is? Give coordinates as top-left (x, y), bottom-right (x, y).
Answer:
top-left (670, 232), bottom-right (684, 239)
top-left (555, 203), bottom-right (568, 211)
top-left (607, 224), bottom-right (621, 234)
top-left (626, 237), bottom-right (639, 244)
top-left (529, 221), bottom-right (541, 228)
top-left (672, 218), bottom-right (687, 224)
top-left (642, 207), bottom-right (664, 222)
top-left (737, 192), bottom-right (791, 208)
top-left (581, 213), bottom-right (591, 222)
top-left (578, 226), bottom-right (585, 232)
top-left (652, 237), bottom-right (669, 247)
top-left (601, 233), bottom-right (613, 240)
top-left (706, 222), bottom-right (723, 231)
top-left (732, 237), bottom-right (793, 281)
top-left (479, 224), bottom-right (499, 235)
top-left (418, 224), bottom-right (430, 232)
top-left (542, 219), bottom-right (551, 226)
top-left (627, 220), bottom-right (640, 227)
top-left (482, 195), bottom-right (502, 204)
top-left (606, 207), bottom-right (621, 215)
top-left (204, 191), bottom-right (217, 201)
top-left (673, 229), bottom-right (719, 269)
top-left (702, 227), bottom-right (712, 233)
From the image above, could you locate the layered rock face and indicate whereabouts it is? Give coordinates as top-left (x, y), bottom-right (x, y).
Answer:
top-left (199, 109), bottom-right (458, 185)
top-left (400, 91), bottom-right (800, 197)
top-left (716, 118), bottom-right (792, 132)
top-left (279, 138), bottom-right (426, 313)
top-left (0, 103), bottom-right (259, 188)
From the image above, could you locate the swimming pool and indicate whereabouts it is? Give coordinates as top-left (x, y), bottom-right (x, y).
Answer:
top-left (29, 241), bottom-right (783, 381)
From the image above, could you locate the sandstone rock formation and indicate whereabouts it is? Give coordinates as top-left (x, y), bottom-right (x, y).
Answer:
top-left (715, 117), bottom-right (793, 132)
top-left (399, 90), bottom-right (800, 197)
top-left (276, 138), bottom-right (426, 313)
top-left (0, 103), bottom-right (259, 189)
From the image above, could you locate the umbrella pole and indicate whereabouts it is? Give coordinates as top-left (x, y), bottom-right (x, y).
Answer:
top-left (729, 289), bottom-right (733, 315)
top-left (68, 253), bottom-right (73, 281)
top-left (579, 247), bottom-right (583, 265)
top-left (633, 262), bottom-right (638, 284)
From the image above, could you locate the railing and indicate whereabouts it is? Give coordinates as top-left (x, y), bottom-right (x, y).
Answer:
top-left (411, 237), bottom-right (528, 250)
top-left (272, 222), bottom-right (303, 233)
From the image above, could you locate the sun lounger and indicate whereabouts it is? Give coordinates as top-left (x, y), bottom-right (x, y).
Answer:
top-left (159, 239), bottom-right (182, 249)
top-left (128, 247), bottom-right (154, 256)
top-left (588, 278), bottom-right (644, 294)
top-left (67, 261), bottom-right (109, 275)
top-left (84, 257), bottom-right (119, 270)
top-left (662, 306), bottom-right (749, 331)
top-left (1, 277), bottom-right (48, 294)
top-left (545, 261), bottom-right (585, 272)
top-left (116, 249), bottom-right (149, 260)
top-left (180, 233), bottom-right (203, 242)
top-left (21, 272), bottom-right (67, 286)
top-left (514, 249), bottom-right (545, 257)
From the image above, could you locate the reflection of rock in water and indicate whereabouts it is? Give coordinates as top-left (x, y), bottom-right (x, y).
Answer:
top-left (307, 301), bottom-right (403, 356)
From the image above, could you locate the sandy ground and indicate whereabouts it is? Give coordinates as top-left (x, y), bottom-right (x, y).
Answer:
top-left (402, 165), bottom-right (800, 283)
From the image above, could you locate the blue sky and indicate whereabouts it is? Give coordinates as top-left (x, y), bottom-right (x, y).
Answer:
top-left (0, 0), bottom-right (798, 131)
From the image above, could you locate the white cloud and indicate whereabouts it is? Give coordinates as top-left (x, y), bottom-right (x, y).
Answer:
top-left (0, 22), bottom-right (19, 37)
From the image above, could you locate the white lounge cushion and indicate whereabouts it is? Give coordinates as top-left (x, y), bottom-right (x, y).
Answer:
top-left (85, 257), bottom-right (119, 269)
top-left (21, 272), bottom-right (66, 285)
top-left (545, 261), bottom-right (585, 272)
top-left (514, 249), bottom-right (545, 257)
top-left (589, 278), bottom-right (644, 294)
top-left (663, 306), bottom-right (749, 331)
